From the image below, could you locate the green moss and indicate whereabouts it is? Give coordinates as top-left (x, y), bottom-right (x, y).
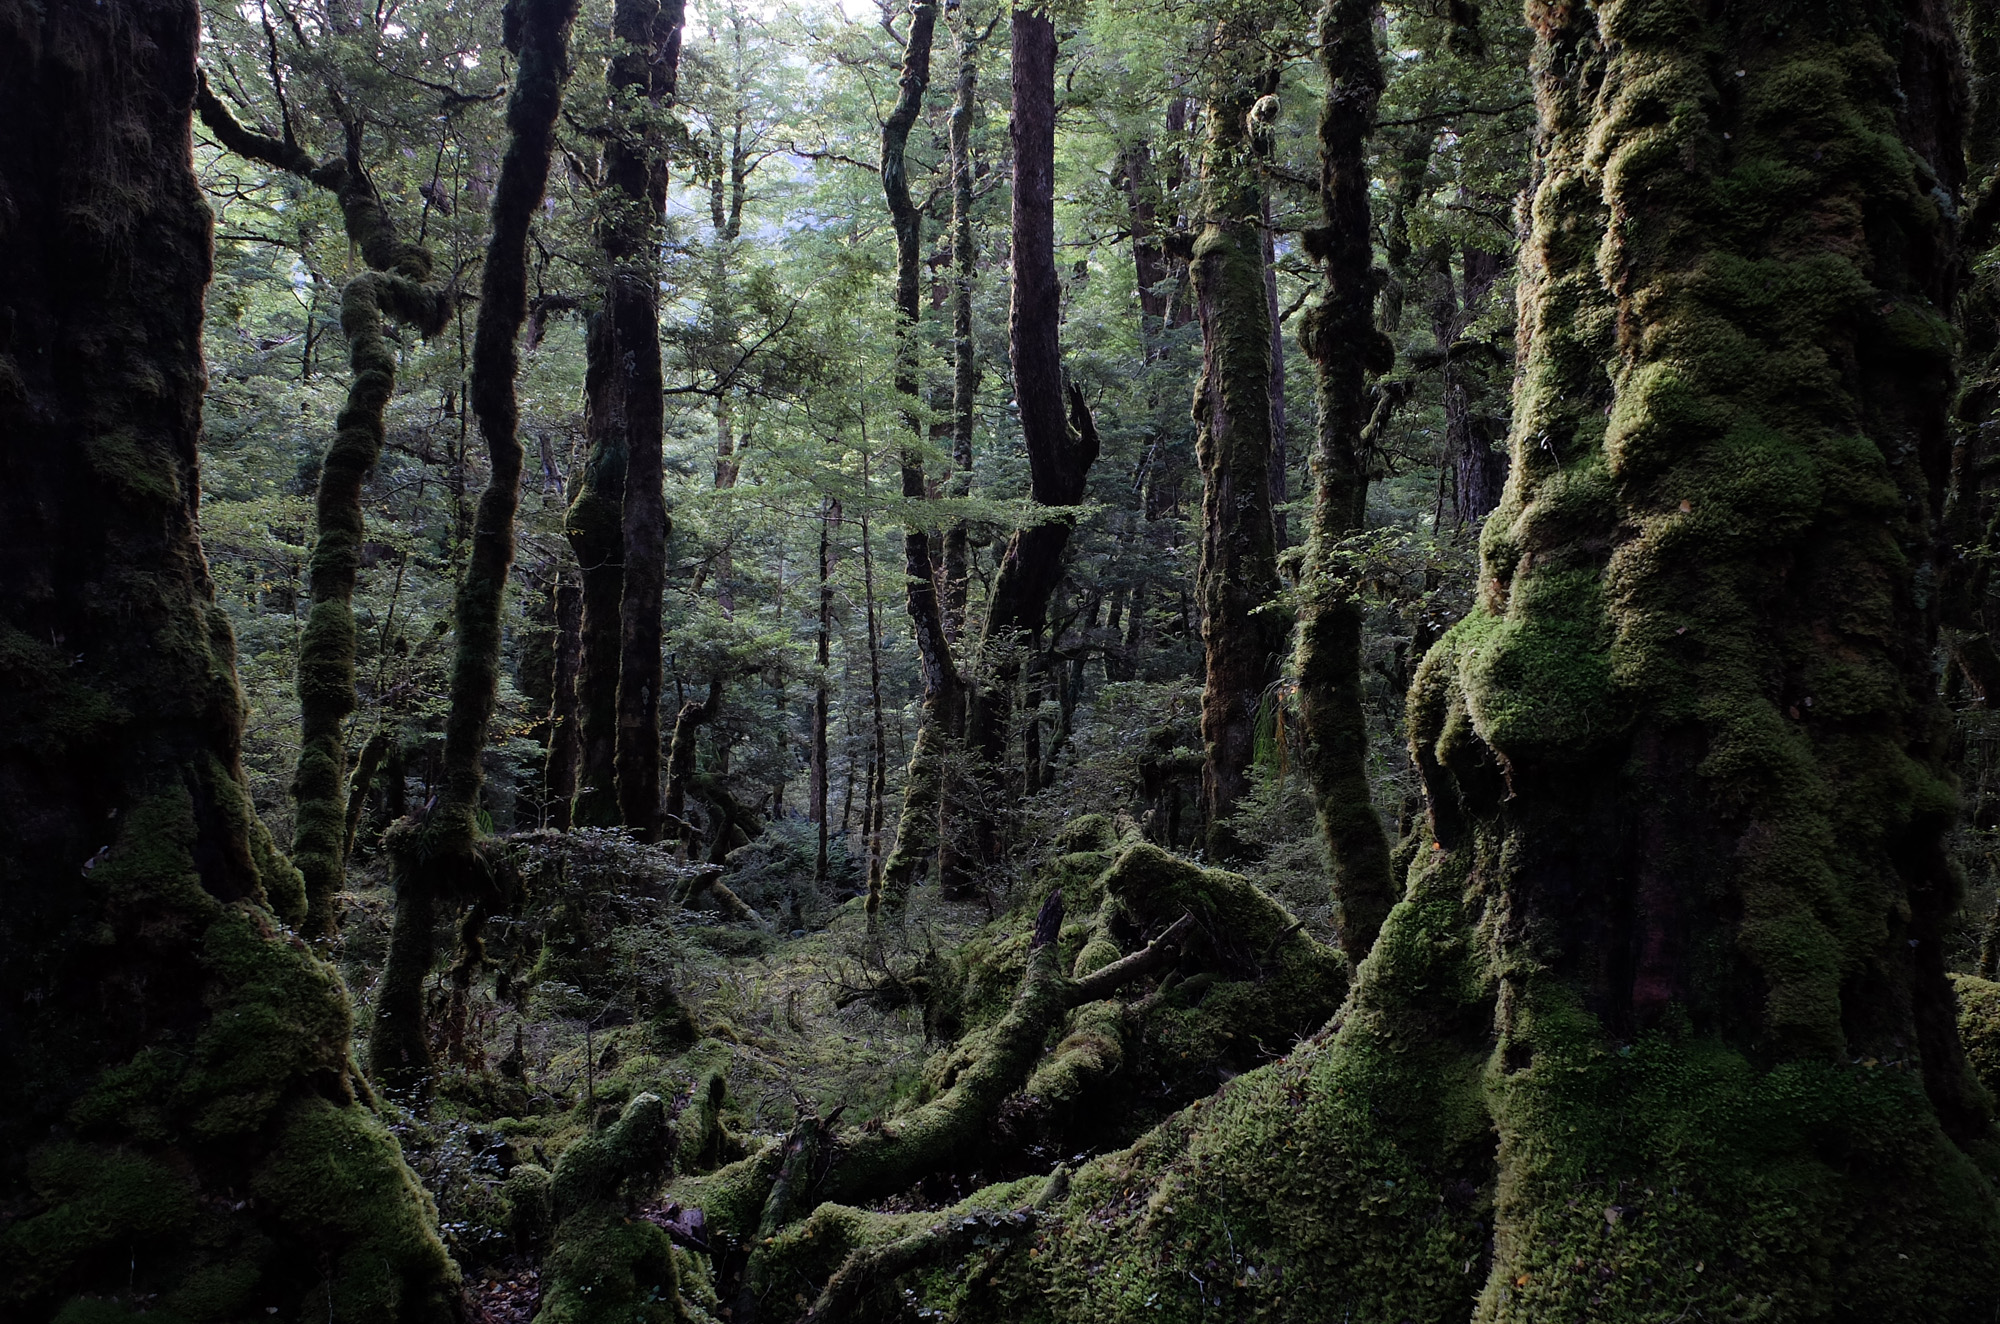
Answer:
top-left (664, 1140), bottom-right (783, 1246)
top-left (535, 1211), bottom-right (682, 1324)
top-left (1955, 975), bottom-right (2000, 1104)
top-left (1025, 999), bottom-right (1126, 1105)
top-left (1, 1145), bottom-right (198, 1302)
top-left (540, 1093), bottom-right (687, 1324)
top-left (1481, 982), bottom-right (2000, 1321)
top-left (250, 1096), bottom-right (459, 1323)
top-left (1451, 570), bottom-right (1616, 761)
top-left (502, 1164), bottom-right (555, 1255)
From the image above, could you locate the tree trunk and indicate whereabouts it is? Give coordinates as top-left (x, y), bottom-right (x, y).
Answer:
top-left (941, 20), bottom-right (982, 645)
top-left (0, 2), bottom-right (458, 1314)
top-left (963, 8), bottom-right (1099, 865)
top-left (888, 5), bottom-right (2000, 1321)
top-left (1294, 0), bottom-right (1393, 962)
top-left (1192, 34), bottom-right (1285, 860)
top-left (1262, 195), bottom-right (1289, 543)
top-left (878, 0), bottom-right (965, 920)
top-left (195, 70), bottom-right (451, 937)
top-left (665, 678), bottom-right (724, 856)
top-left (566, 307), bottom-right (627, 827)
top-left (611, 0), bottom-right (686, 842)
top-left (813, 498), bottom-right (839, 882)
top-left (543, 571), bottom-right (584, 828)
top-left (370, 0), bottom-right (582, 1096)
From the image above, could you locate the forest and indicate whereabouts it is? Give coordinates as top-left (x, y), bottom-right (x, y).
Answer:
top-left (6, 0), bottom-right (2000, 1318)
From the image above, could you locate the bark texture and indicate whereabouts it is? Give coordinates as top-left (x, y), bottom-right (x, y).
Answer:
top-left (1294, 0), bottom-right (1394, 961)
top-left (543, 572), bottom-right (584, 828)
top-left (963, 9), bottom-right (1099, 864)
top-left (877, 0), bottom-right (964, 921)
top-left (610, 0), bottom-right (686, 842)
top-left (0, 1), bottom-right (455, 1315)
top-left (1192, 28), bottom-right (1285, 860)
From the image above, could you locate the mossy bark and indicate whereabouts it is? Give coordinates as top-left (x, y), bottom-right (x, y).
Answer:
top-left (0, 2), bottom-right (454, 1316)
top-left (665, 678), bottom-right (724, 854)
top-left (544, 571), bottom-right (584, 829)
top-left (196, 69), bottom-right (451, 939)
top-left (1191, 26), bottom-right (1285, 861)
top-left (940, 21), bottom-right (982, 647)
top-left (566, 310), bottom-right (628, 828)
top-left (851, 4), bottom-right (2000, 1321)
top-left (876, 0), bottom-right (964, 919)
top-left (370, 0), bottom-right (583, 1096)
top-left (1293, 0), bottom-right (1394, 962)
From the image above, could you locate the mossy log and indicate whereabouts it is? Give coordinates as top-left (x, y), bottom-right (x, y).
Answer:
top-left (807, 894), bottom-right (1191, 1209)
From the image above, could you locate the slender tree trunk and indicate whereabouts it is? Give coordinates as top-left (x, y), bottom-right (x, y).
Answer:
top-left (1120, 142), bottom-right (1172, 348)
top-left (0, 2), bottom-right (458, 1314)
top-left (566, 310), bottom-right (627, 826)
top-left (860, 502), bottom-right (891, 912)
top-left (941, 21), bottom-right (982, 645)
top-left (1294, 0), bottom-right (1393, 961)
top-left (1262, 195), bottom-right (1289, 542)
top-left (543, 571), bottom-right (584, 828)
top-left (813, 498), bottom-right (840, 881)
top-left (611, 0), bottom-right (686, 842)
top-left (664, 678), bottom-right (724, 856)
top-left (1192, 36), bottom-right (1285, 860)
top-left (370, 0), bottom-right (582, 1095)
top-left (878, 0), bottom-right (966, 919)
top-left (963, 8), bottom-right (1100, 864)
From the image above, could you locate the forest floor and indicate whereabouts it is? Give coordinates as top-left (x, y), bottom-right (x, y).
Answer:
top-left (334, 848), bottom-right (1014, 1316)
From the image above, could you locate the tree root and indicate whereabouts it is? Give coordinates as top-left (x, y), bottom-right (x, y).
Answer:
top-left (814, 894), bottom-right (1190, 1208)
top-left (801, 1167), bottom-right (1069, 1324)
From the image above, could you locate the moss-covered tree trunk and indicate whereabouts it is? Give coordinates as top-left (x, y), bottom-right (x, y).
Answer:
top-left (194, 73), bottom-right (452, 938)
top-left (369, 0), bottom-right (583, 1095)
top-left (908, 4), bottom-right (2000, 1322)
top-left (565, 309), bottom-right (627, 827)
top-left (1293, 0), bottom-right (1394, 961)
top-left (941, 18), bottom-right (983, 647)
top-left (877, 0), bottom-right (966, 921)
top-left (0, 1), bottom-right (457, 1315)
top-left (963, 7), bottom-right (1099, 866)
top-left (543, 571), bottom-right (584, 829)
top-left (1192, 25), bottom-right (1285, 861)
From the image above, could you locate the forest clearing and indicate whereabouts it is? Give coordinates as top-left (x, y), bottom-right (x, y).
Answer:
top-left (7, 0), bottom-right (2000, 1319)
